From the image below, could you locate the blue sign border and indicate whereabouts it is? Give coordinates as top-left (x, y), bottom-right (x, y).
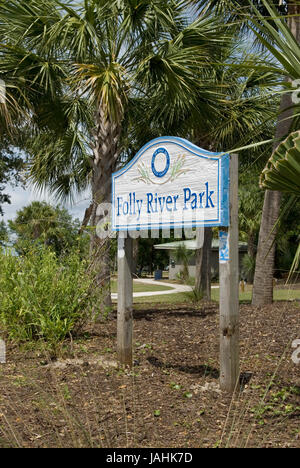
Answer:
top-left (112, 137), bottom-right (230, 231)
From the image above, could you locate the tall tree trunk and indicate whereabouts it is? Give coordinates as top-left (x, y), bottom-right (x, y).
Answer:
top-left (90, 104), bottom-right (122, 314)
top-left (246, 230), bottom-right (256, 283)
top-left (132, 238), bottom-right (139, 276)
top-left (247, 231), bottom-right (256, 260)
top-left (252, 3), bottom-right (300, 306)
top-left (194, 137), bottom-right (214, 300)
top-left (195, 227), bottom-right (213, 300)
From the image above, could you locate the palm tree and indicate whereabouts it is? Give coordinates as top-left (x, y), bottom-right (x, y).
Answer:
top-left (175, 244), bottom-right (193, 282)
top-left (190, 0), bottom-right (288, 23)
top-left (0, 0), bottom-right (233, 311)
top-left (8, 201), bottom-right (81, 256)
top-left (191, 0), bottom-right (300, 305)
top-left (184, 45), bottom-right (279, 299)
top-left (0, 1), bottom-right (92, 213)
top-left (260, 131), bottom-right (300, 194)
top-left (249, 0), bottom-right (300, 305)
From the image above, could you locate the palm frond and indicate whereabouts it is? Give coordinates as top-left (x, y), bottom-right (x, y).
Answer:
top-left (260, 130), bottom-right (300, 195)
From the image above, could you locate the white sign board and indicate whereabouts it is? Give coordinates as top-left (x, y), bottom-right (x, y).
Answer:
top-left (112, 137), bottom-right (229, 231)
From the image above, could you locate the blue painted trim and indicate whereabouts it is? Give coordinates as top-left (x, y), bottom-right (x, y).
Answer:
top-left (112, 136), bottom-right (230, 231)
top-left (220, 153), bottom-right (230, 227)
top-left (114, 220), bottom-right (223, 232)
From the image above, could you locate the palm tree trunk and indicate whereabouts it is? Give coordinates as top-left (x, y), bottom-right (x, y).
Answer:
top-left (194, 137), bottom-right (214, 300)
top-left (247, 231), bottom-right (256, 260)
top-left (246, 230), bottom-right (256, 283)
top-left (90, 104), bottom-right (122, 313)
top-left (252, 3), bottom-right (300, 306)
top-left (195, 227), bottom-right (213, 300)
top-left (132, 238), bottom-right (139, 276)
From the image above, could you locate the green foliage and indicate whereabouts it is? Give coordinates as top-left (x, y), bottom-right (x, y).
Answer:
top-left (260, 131), bottom-right (300, 277)
top-left (239, 171), bottom-right (264, 239)
top-left (170, 381), bottom-right (182, 390)
top-left (8, 201), bottom-right (88, 257)
top-left (192, 0), bottom-right (288, 18)
top-left (0, 0), bottom-right (233, 200)
top-left (249, 0), bottom-right (300, 80)
top-left (174, 244), bottom-right (193, 282)
top-left (0, 246), bottom-right (96, 347)
top-left (251, 385), bottom-right (300, 422)
top-left (137, 238), bottom-right (169, 274)
top-left (275, 197), bottom-right (300, 280)
top-left (260, 130), bottom-right (300, 194)
top-left (0, 220), bottom-right (8, 246)
top-left (247, 0), bottom-right (300, 134)
top-left (274, 196), bottom-right (300, 276)
top-left (0, 143), bottom-right (24, 216)
top-left (188, 287), bottom-right (204, 303)
top-left (239, 169), bottom-right (264, 276)
top-left (0, 0), bottom-right (278, 204)
top-left (242, 253), bottom-right (256, 283)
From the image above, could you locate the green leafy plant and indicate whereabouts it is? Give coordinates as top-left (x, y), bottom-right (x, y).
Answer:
top-left (260, 130), bottom-right (300, 194)
top-left (0, 246), bottom-right (98, 351)
top-left (188, 287), bottom-right (204, 304)
top-left (174, 244), bottom-right (193, 283)
top-left (170, 381), bottom-right (182, 391)
top-left (251, 385), bottom-right (300, 421)
top-left (8, 201), bottom-right (88, 257)
top-left (242, 254), bottom-right (256, 283)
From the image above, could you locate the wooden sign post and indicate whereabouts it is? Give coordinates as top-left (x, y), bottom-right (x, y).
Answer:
top-left (117, 234), bottom-right (133, 366)
top-left (112, 138), bottom-right (239, 393)
top-left (219, 154), bottom-right (239, 392)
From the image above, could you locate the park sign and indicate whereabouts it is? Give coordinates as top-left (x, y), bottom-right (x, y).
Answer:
top-left (115, 139), bottom-right (240, 393)
top-left (112, 137), bottom-right (230, 231)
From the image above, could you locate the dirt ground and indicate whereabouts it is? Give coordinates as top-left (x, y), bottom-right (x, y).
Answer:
top-left (0, 300), bottom-right (299, 448)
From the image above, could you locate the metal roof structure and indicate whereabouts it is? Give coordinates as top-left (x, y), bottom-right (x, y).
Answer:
top-left (154, 239), bottom-right (248, 251)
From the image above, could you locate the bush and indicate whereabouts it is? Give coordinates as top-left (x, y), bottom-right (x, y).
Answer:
top-left (187, 287), bottom-right (204, 304)
top-left (0, 246), bottom-right (97, 347)
top-left (242, 253), bottom-right (256, 283)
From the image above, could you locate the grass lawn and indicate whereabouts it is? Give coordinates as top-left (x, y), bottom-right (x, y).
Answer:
top-left (111, 280), bottom-right (173, 294)
top-left (132, 284), bottom-right (300, 304)
top-left (212, 285), bottom-right (300, 303)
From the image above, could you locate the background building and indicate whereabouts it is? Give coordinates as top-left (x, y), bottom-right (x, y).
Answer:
top-left (154, 239), bottom-right (248, 280)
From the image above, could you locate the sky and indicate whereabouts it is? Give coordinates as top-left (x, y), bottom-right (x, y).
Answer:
top-left (1, 184), bottom-right (90, 224)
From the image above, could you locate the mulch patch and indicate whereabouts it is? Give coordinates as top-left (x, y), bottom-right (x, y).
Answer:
top-left (0, 301), bottom-right (299, 448)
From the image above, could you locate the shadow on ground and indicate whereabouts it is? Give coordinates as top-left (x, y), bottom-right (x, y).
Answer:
top-left (147, 355), bottom-right (220, 378)
top-left (133, 306), bottom-right (217, 321)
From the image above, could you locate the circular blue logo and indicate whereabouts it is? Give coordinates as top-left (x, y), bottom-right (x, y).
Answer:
top-left (151, 148), bottom-right (170, 178)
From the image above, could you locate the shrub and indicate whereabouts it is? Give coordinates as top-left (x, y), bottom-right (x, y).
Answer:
top-left (242, 253), bottom-right (256, 283)
top-left (185, 287), bottom-right (204, 304)
top-left (0, 246), bottom-right (97, 347)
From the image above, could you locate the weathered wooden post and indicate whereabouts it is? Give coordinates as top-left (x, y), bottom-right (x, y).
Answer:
top-left (219, 154), bottom-right (239, 392)
top-left (117, 233), bottom-right (133, 367)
